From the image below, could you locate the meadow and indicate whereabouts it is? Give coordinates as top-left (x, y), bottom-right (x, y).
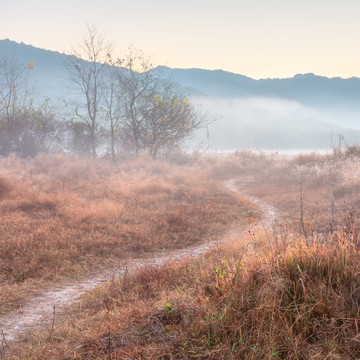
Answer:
top-left (2, 149), bottom-right (360, 359)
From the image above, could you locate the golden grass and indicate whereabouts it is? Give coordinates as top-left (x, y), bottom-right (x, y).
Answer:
top-left (0, 154), bottom-right (253, 315)
top-left (201, 150), bottom-right (360, 236)
top-left (10, 232), bottom-right (360, 359)
top-left (4, 150), bottom-right (360, 359)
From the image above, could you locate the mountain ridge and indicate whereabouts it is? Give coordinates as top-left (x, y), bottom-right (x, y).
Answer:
top-left (2, 39), bottom-right (359, 85)
top-left (1, 39), bottom-right (360, 150)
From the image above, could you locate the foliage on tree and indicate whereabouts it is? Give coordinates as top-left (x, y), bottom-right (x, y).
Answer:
top-left (0, 56), bottom-right (61, 157)
top-left (142, 83), bottom-right (205, 159)
top-left (0, 26), bottom-right (207, 159)
top-left (112, 48), bottom-right (207, 159)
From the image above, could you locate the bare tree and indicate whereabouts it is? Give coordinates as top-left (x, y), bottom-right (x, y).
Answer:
top-left (113, 48), bottom-right (155, 156)
top-left (103, 69), bottom-right (122, 161)
top-left (113, 48), bottom-right (207, 158)
top-left (66, 24), bottom-right (113, 157)
top-left (0, 55), bottom-right (32, 155)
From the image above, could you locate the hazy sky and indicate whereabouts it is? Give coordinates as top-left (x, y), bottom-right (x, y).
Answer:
top-left (2, 0), bottom-right (360, 79)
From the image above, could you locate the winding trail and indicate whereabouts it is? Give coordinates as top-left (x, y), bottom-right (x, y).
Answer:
top-left (0, 179), bottom-right (279, 342)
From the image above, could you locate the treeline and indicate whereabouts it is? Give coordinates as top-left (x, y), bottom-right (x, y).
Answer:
top-left (0, 26), bottom-right (207, 159)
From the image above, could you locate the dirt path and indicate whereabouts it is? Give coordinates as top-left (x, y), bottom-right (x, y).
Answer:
top-left (0, 179), bottom-right (279, 342)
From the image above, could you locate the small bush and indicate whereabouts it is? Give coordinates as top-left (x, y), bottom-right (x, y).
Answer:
top-left (346, 144), bottom-right (360, 158)
top-left (0, 177), bottom-right (12, 199)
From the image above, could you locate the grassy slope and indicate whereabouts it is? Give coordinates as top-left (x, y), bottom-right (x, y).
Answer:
top-left (4, 151), bottom-right (360, 359)
top-left (0, 154), bottom-right (254, 314)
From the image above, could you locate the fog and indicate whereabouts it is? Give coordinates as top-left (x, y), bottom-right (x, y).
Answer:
top-left (188, 96), bottom-right (360, 152)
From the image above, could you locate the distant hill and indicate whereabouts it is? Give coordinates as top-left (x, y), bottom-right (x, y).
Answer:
top-left (2, 39), bottom-right (360, 107)
top-left (158, 66), bottom-right (360, 109)
top-left (0, 39), bottom-right (73, 101)
top-left (1, 39), bottom-right (360, 151)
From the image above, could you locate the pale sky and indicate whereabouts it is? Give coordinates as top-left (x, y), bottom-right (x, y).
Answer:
top-left (2, 0), bottom-right (360, 79)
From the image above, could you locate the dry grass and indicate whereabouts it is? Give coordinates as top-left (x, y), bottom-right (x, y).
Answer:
top-left (197, 150), bottom-right (360, 235)
top-left (0, 154), bottom-right (252, 315)
top-left (3, 150), bottom-right (360, 359)
top-left (9, 232), bottom-right (360, 359)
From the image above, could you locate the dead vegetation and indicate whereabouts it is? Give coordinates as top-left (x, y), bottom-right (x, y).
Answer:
top-left (3, 150), bottom-right (360, 359)
top-left (0, 154), bottom-right (252, 315)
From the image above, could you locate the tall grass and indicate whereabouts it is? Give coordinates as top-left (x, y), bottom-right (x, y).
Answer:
top-left (4, 150), bottom-right (360, 359)
top-left (12, 231), bottom-right (360, 359)
top-left (0, 154), bottom-right (252, 314)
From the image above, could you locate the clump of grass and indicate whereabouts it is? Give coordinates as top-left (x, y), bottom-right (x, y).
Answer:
top-left (201, 151), bottom-right (273, 180)
top-left (13, 231), bottom-right (360, 359)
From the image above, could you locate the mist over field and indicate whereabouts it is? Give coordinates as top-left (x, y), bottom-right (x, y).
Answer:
top-left (2, 39), bottom-right (360, 154)
top-left (189, 96), bottom-right (360, 151)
